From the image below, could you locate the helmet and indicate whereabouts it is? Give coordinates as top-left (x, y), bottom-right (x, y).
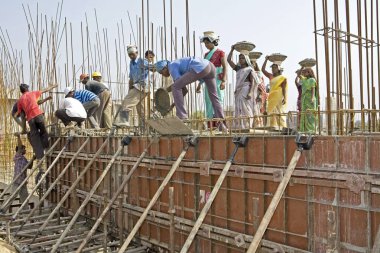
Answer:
top-left (64, 86), bottom-right (74, 96)
top-left (79, 73), bottom-right (89, 82)
top-left (92, 71), bottom-right (102, 78)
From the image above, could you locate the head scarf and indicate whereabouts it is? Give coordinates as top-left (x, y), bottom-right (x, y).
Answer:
top-left (155, 60), bottom-right (170, 73)
top-left (127, 45), bottom-right (138, 54)
top-left (270, 61), bottom-right (284, 71)
top-left (238, 50), bottom-right (253, 68)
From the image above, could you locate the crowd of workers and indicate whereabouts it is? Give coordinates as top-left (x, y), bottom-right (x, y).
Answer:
top-left (10, 31), bottom-right (318, 203)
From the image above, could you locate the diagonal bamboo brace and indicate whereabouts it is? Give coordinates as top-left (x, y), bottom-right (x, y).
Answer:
top-left (28, 135), bottom-right (112, 246)
top-left (75, 136), bottom-right (157, 253)
top-left (13, 138), bottom-right (90, 237)
top-left (11, 136), bottom-right (74, 220)
top-left (50, 136), bottom-right (132, 253)
top-left (118, 136), bottom-right (198, 253)
top-left (0, 158), bottom-right (35, 201)
top-left (180, 136), bottom-right (248, 253)
top-left (0, 138), bottom-right (62, 212)
top-left (246, 134), bottom-right (313, 253)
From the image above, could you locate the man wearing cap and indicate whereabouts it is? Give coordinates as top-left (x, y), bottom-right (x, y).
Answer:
top-left (16, 83), bottom-right (58, 159)
top-left (80, 72), bottom-right (112, 129)
top-left (55, 88), bottom-right (87, 127)
top-left (64, 87), bottom-right (100, 129)
top-left (116, 45), bottom-right (150, 127)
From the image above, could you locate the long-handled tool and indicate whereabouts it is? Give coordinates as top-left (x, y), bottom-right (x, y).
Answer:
top-left (0, 138), bottom-right (62, 213)
top-left (76, 136), bottom-right (157, 252)
top-left (246, 134), bottom-right (314, 253)
top-left (118, 136), bottom-right (199, 252)
top-left (10, 135), bottom-right (74, 221)
top-left (50, 136), bottom-right (132, 253)
top-left (180, 136), bottom-right (248, 253)
top-left (13, 137), bottom-right (90, 237)
top-left (27, 131), bottom-right (116, 246)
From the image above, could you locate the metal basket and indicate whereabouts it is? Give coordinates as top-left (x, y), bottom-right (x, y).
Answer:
top-left (268, 53), bottom-right (287, 62)
top-left (249, 51), bottom-right (263, 60)
top-left (234, 41), bottom-right (255, 52)
top-left (299, 58), bottom-right (316, 68)
top-left (154, 88), bottom-right (171, 116)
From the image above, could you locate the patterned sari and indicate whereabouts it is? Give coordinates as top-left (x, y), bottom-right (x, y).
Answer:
top-left (300, 77), bottom-right (318, 133)
top-left (233, 66), bottom-right (257, 129)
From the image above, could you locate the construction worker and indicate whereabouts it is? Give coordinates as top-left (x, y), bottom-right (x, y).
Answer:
top-left (64, 87), bottom-right (100, 129)
top-left (145, 50), bottom-right (159, 102)
top-left (55, 88), bottom-right (87, 127)
top-left (80, 72), bottom-right (112, 129)
top-left (11, 96), bottom-right (52, 134)
top-left (155, 58), bottom-right (227, 131)
top-left (16, 83), bottom-right (58, 159)
top-left (116, 45), bottom-right (150, 127)
top-left (13, 133), bottom-right (33, 209)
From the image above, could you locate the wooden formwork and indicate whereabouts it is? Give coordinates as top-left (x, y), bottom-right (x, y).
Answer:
top-left (46, 135), bottom-right (380, 252)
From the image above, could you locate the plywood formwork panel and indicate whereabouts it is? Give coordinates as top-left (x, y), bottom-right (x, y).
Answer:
top-left (311, 137), bottom-right (336, 170)
top-left (369, 137), bottom-right (380, 172)
top-left (45, 135), bottom-right (380, 252)
top-left (264, 137), bottom-right (286, 167)
top-left (338, 137), bottom-right (366, 171)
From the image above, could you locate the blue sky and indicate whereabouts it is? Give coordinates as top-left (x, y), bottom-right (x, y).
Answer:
top-left (0, 0), bottom-right (364, 111)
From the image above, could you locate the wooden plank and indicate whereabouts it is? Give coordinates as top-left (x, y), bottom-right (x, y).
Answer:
top-left (146, 117), bottom-right (193, 136)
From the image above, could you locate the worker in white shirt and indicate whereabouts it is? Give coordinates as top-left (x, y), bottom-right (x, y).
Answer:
top-left (55, 87), bottom-right (87, 127)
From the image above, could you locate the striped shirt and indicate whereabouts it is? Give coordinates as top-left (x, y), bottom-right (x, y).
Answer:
top-left (74, 90), bottom-right (98, 104)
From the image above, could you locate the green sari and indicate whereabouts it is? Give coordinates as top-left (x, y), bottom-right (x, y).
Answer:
top-left (300, 77), bottom-right (318, 133)
top-left (203, 48), bottom-right (224, 119)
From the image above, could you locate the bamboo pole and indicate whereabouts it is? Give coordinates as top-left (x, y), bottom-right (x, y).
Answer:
top-left (246, 150), bottom-right (302, 253)
top-left (11, 137), bottom-right (73, 220)
top-left (75, 137), bottom-right (156, 252)
top-left (14, 138), bottom-right (90, 236)
top-left (180, 137), bottom-right (246, 253)
top-left (0, 158), bottom-right (35, 201)
top-left (118, 138), bottom-right (196, 252)
top-left (50, 139), bottom-right (126, 253)
top-left (0, 138), bottom-right (61, 212)
top-left (28, 135), bottom-right (112, 245)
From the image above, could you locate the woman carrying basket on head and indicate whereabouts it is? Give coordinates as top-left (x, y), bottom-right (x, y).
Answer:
top-left (227, 45), bottom-right (260, 129)
top-left (261, 55), bottom-right (288, 129)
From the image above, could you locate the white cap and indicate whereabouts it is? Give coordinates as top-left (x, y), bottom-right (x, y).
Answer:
top-left (64, 86), bottom-right (74, 96)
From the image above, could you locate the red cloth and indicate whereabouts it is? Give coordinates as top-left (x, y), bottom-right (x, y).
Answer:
top-left (17, 91), bottom-right (43, 121)
top-left (204, 48), bottom-right (225, 67)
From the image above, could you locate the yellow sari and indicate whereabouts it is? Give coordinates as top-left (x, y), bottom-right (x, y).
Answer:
top-left (267, 75), bottom-right (287, 128)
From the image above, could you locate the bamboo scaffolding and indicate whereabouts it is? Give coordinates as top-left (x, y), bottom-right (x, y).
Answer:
top-left (50, 137), bottom-right (129, 253)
